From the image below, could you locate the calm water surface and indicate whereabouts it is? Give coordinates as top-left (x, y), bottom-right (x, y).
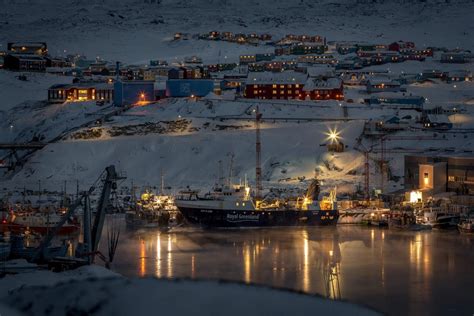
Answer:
top-left (109, 224), bottom-right (474, 315)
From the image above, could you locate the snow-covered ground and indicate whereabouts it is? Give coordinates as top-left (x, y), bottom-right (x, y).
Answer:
top-left (0, 264), bottom-right (379, 316)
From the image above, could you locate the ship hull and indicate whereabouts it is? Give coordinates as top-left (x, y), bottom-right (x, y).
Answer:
top-left (177, 207), bottom-right (338, 228)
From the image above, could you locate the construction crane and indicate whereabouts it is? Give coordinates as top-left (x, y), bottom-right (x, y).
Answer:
top-left (33, 165), bottom-right (123, 264)
top-left (255, 106), bottom-right (263, 203)
top-left (354, 137), bottom-right (371, 202)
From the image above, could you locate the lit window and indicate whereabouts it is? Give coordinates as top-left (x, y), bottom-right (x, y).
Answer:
top-left (423, 173), bottom-right (429, 186)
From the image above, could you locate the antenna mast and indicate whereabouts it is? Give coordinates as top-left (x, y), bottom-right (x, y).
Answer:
top-left (160, 167), bottom-right (164, 195)
top-left (255, 106), bottom-right (262, 201)
top-left (227, 153), bottom-right (235, 187)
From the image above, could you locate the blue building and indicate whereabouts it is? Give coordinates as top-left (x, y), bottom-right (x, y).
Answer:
top-left (114, 80), bottom-right (155, 106)
top-left (365, 95), bottom-right (425, 107)
top-left (166, 79), bottom-right (214, 97)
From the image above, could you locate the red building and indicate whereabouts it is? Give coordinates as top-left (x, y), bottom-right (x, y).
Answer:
top-left (244, 72), bottom-right (344, 101)
top-left (303, 78), bottom-right (344, 101)
top-left (388, 41), bottom-right (415, 52)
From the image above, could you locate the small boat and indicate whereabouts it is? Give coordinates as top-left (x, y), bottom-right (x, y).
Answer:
top-left (338, 207), bottom-right (390, 225)
top-left (458, 218), bottom-right (474, 235)
top-left (388, 213), bottom-right (431, 231)
top-left (421, 209), bottom-right (460, 229)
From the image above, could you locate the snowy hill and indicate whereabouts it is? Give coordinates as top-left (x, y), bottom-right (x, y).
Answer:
top-left (0, 0), bottom-right (473, 195)
top-left (0, 0), bottom-right (473, 63)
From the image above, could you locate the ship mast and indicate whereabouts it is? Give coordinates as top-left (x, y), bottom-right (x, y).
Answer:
top-left (255, 106), bottom-right (262, 203)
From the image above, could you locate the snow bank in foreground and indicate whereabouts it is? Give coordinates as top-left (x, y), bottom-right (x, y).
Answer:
top-left (2, 276), bottom-right (379, 316)
top-left (0, 264), bottom-right (121, 300)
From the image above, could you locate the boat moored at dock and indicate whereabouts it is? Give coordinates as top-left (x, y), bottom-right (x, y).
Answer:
top-left (176, 179), bottom-right (338, 228)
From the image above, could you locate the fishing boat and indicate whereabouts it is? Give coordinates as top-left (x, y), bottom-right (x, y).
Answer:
top-left (2, 210), bottom-right (80, 235)
top-left (175, 107), bottom-right (338, 228)
top-left (176, 180), bottom-right (338, 228)
top-left (458, 218), bottom-right (474, 235)
top-left (125, 188), bottom-right (181, 230)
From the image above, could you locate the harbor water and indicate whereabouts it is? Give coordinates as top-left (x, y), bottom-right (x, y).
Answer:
top-left (108, 222), bottom-right (474, 315)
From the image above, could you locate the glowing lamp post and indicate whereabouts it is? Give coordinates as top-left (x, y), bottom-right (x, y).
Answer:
top-left (325, 127), bottom-right (343, 153)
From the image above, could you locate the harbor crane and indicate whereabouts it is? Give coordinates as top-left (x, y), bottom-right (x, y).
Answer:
top-left (33, 165), bottom-right (124, 264)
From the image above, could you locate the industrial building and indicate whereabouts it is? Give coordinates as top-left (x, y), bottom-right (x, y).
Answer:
top-left (404, 154), bottom-right (474, 195)
top-left (166, 79), bottom-right (215, 97)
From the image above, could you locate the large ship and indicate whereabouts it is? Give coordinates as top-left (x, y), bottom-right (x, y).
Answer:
top-left (174, 107), bottom-right (338, 228)
top-left (175, 180), bottom-right (338, 228)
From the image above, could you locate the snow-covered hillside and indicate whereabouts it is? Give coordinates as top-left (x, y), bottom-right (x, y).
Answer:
top-left (0, 0), bottom-right (473, 195)
top-left (0, 0), bottom-right (473, 63)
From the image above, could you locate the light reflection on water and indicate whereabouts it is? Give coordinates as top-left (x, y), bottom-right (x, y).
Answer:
top-left (109, 225), bottom-right (474, 315)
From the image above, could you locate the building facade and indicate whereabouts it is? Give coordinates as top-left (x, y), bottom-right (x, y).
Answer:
top-left (48, 83), bottom-right (114, 103)
top-left (405, 155), bottom-right (474, 195)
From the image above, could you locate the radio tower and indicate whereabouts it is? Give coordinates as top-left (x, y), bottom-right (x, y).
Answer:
top-left (255, 106), bottom-right (262, 202)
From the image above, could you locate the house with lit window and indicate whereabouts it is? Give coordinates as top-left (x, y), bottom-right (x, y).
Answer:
top-left (445, 70), bottom-right (472, 83)
top-left (8, 42), bottom-right (48, 56)
top-left (48, 82), bottom-right (114, 103)
top-left (248, 60), bottom-right (297, 72)
top-left (297, 54), bottom-right (337, 65)
top-left (244, 71), bottom-right (307, 100)
top-left (336, 43), bottom-right (358, 55)
top-left (243, 72), bottom-right (343, 101)
top-left (441, 52), bottom-right (472, 63)
top-left (419, 69), bottom-right (445, 80)
top-left (405, 154), bottom-right (474, 195)
top-left (168, 66), bottom-right (209, 80)
top-left (4, 54), bottom-right (48, 71)
top-left (302, 78), bottom-right (344, 101)
top-left (239, 55), bottom-right (257, 64)
top-left (388, 41), bottom-right (415, 52)
top-left (366, 79), bottom-right (404, 93)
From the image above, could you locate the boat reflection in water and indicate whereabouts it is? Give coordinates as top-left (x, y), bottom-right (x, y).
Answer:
top-left (112, 226), bottom-right (474, 315)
